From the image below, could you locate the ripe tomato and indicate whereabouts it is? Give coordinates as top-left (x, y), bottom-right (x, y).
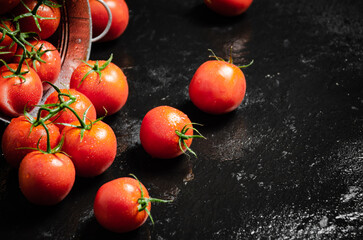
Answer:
top-left (0, 0), bottom-right (20, 15)
top-left (14, 0), bottom-right (61, 39)
top-left (18, 151), bottom-right (75, 205)
top-left (140, 106), bottom-right (194, 159)
top-left (70, 59), bottom-right (128, 116)
top-left (61, 120), bottom-right (117, 177)
top-left (189, 60), bottom-right (246, 114)
top-left (41, 89), bottom-right (97, 131)
top-left (1, 116), bottom-right (60, 168)
top-left (0, 63), bottom-right (43, 117)
top-left (0, 19), bottom-right (18, 63)
top-left (94, 177), bottom-right (151, 233)
top-left (90, 0), bottom-right (129, 42)
top-left (204, 0), bottom-right (253, 16)
top-left (13, 40), bottom-right (61, 91)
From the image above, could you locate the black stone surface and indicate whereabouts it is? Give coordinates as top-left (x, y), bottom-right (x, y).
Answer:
top-left (1, 0), bottom-right (363, 239)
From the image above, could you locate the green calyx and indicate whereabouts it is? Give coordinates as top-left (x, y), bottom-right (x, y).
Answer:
top-left (208, 48), bottom-right (254, 68)
top-left (175, 123), bottom-right (206, 158)
top-left (14, 0), bottom-right (62, 32)
top-left (129, 174), bottom-right (172, 225)
top-left (78, 54), bottom-right (113, 87)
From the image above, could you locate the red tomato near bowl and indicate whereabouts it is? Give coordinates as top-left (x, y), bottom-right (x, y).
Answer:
top-left (93, 177), bottom-right (151, 233)
top-left (90, 0), bottom-right (129, 42)
top-left (70, 59), bottom-right (128, 117)
top-left (0, 19), bottom-right (18, 63)
top-left (0, 0), bottom-right (20, 15)
top-left (204, 0), bottom-right (253, 16)
top-left (19, 151), bottom-right (75, 205)
top-left (140, 106), bottom-right (195, 159)
top-left (61, 120), bottom-right (117, 177)
top-left (189, 60), bottom-right (246, 114)
top-left (41, 89), bottom-right (97, 131)
top-left (1, 116), bottom-right (60, 168)
top-left (0, 63), bottom-right (43, 117)
top-left (13, 40), bottom-right (61, 91)
top-left (14, 0), bottom-right (61, 39)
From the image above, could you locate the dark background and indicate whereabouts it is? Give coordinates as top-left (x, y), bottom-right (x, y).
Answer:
top-left (1, 0), bottom-right (363, 239)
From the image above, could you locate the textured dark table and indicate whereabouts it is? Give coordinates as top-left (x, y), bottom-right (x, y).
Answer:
top-left (1, 0), bottom-right (363, 239)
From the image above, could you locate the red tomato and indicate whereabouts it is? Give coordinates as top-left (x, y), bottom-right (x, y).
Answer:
top-left (14, 0), bottom-right (61, 39)
top-left (18, 151), bottom-right (75, 205)
top-left (41, 89), bottom-right (97, 131)
top-left (13, 40), bottom-right (61, 91)
top-left (189, 60), bottom-right (246, 114)
top-left (61, 120), bottom-right (117, 177)
top-left (0, 63), bottom-right (43, 117)
top-left (70, 59), bottom-right (128, 116)
top-left (90, 0), bottom-right (129, 42)
top-left (204, 0), bottom-right (253, 16)
top-left (140, 106), bottom-right (194, 159)
top-left (1, 116), bottom-right (60, 168)
top-left (0, 0), bottom-right (20, 15)
top-left (0, 20), bottom-right (18, 63)
top-left (94, 177), bottom-right (151, 233)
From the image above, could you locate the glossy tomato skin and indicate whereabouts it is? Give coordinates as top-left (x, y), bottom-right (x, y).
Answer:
top-left (189, 60), bottom-right (246, 114)
top-left (61, 120), bottom-right (117, 177)
top-left (140, 106), bottom-right (193, 159)
top-left (0, 0), bottom-right (20, 15)
top-left (0, 19), bottom-right (17, 62)
top-left (70, 60), bottom-right (128, 117)
top-left (1, 116), bottom-right (60, 168)
top-left (90, 0), bottom-right (129, 42)
top-left (41, 89), bottom-right (97, 131)
top-left (19, 151), bottom-right (75, 205)
top-left (13, 40), bottom-right (61, 91)
top-left (0, 64), bottom-right (43, 117)
top-left (94, 177), bottom-right (151, 233)
top-left (14, 0), bottom-right (61, 39)
top-left (204, 0), bottom-right (253, 16)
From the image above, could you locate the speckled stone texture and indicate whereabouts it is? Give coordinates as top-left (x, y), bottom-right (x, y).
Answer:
top-left (0, 0), bottom-right (362, 239)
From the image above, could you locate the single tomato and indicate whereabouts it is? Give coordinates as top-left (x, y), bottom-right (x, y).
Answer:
top-left (140, 106), bottom-right (198, 159)
top-left (189, 58), bottom-right (248, 114)
top-left (0, 63), bottom-right (43, 117)
top-left (13, 40), bottom-right (61, 91)
top-left (61, 120), bottom-right (117, 177)
top-left (70, 57), bottom-right (128, 116)
top-left (1, 116), bottom-right (60, 168)
top-left (19, 151), bottom-right (75, 205)
top-left (0, 0), bottom-right (20, 15)
top-left (0, 19), bottom-right (18, 63)
top-left (90, 0), bottom-right (129, 42)
top-left (14, 0), bottom-right (61, 39)
top-left (41, 88), bottom-right (97, 131)
top-left (93, 177), bottom-right (151, 233)
top-left (204, 0), bottom-right (253, 16)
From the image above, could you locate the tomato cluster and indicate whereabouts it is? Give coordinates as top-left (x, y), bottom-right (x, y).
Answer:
top-left (0, 0), bottom-right (62, 117)
top-left (1, 0), bottom-right (254, 235)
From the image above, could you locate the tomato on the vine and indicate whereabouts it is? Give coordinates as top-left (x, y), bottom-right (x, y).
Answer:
top-left (140, 106), bottom-right (203, 159)
top-left (13, 40), bottom-right (61, 91)
top-left (1, 116), bottom-right (60, 168)
top-left (61, 120), bottom-right (117, 177)
top-left (0, 63), bottom-right (43, 117)
top-left (0, 19), bottom-right (18, 63)
top-left (70, 56), bottom-right (128, 116)
top-left (41, 88), bottom-right (97, 131)
top-left (0, 0), bottom-right (20, 15)
top-left (90, 0), bottom-right (129, 42)
top-left (189, 51), bottom-right (252, 114)
top-left (18, 151), bottom-right (75, 205)
top-left (14, 0), bottom-right (61, 39)
top-left (204, 0), bottom-right (253, 16)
